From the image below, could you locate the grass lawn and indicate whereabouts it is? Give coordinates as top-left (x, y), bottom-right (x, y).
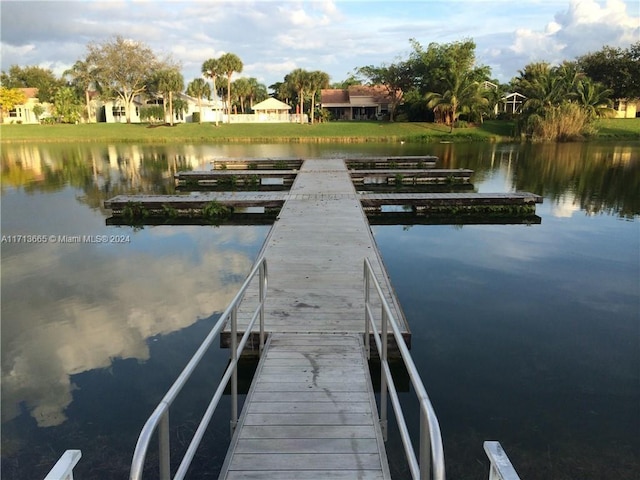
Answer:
top-left (0, 118), bottom-right (637, 143)
top-left (594, 118), bottom-right (640, 139)
top-left (0, 120), bottom-right (509, 143)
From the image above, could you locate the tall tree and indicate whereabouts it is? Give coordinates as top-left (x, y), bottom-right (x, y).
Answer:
top-left (330, 74), bottom-right (362, 89)
top-left (232, 77), bottom-right (251, 113)
top-left (269, 81), bottom-right (295, 104)
top-left (409, 38), bottom-right (481, 95)
top-left (307, 70), bottom-right (330, 124)
top-left (577, 42), bottom-right (640, 100)
top-left (86, 36), bottom-right (163, 123)
top-left (0, 65), bottom-right (64, 103)
top-left (425, 70), bottom-right (488, 132)
top-left (52, 86), bottom-right (83, 123)
top-left (216, 53), bottom-right (243, 123)
top-left (186, 78), bottom-right (211, 123)
top-left (357, 62), bottom-right (411, 121)
top-left (64, 59), bottom-right (100, 122)
top-left (573, 77), bottom-right (615, 119)
top-left (285, 68), bottom-right (311, 124)
top-left (246, 77), bottom-right (268, 110)
top-left (149, 68), bottom-right (184, 125)
top-left (202, 57), bottom-right (223, 125)
top-left (512, 61), bottom-right (614, 140)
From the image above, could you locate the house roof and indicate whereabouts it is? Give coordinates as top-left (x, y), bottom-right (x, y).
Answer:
top-left (321, 85), bottom-right (396, 106)
top-left (347, 85), bottom-right (390, 101)
top-left (19, 88), bottom-right (39, 99)
top-left (503, 92), bottom-right (527, 100)
top-left (321, 89), bottom-right (350, 104)
top-left (252, 97), bottom-right (291, 111)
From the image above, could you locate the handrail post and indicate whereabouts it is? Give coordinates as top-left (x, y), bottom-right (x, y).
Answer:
top-left (420, 406), bottom-right (431, 480)
top-left (159, 410), bottom-right (170, 480)
top-left (380, 305), bottom-right (388, 441)
top-left (259, 260), bottom-right (266, 356)
top-left (230, 304), bottom-right (238, 434)
top-left (364, 262), bottom-right (370, 359)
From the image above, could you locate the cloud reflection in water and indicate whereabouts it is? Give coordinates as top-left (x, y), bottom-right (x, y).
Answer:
top-left (1, 225), bottom-right (265, 427)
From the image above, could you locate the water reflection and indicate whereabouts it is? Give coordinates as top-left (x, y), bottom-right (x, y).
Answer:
top-left (1, 225), bottom-right (263, 428)
top-left (1, 141), bottom-right (638, 479)
top-left (2, 142), bottom-right (638, 217)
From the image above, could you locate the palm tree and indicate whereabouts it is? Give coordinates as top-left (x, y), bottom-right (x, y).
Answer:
top-left (232, 78), bottom-right (251, 113)
top-left (152, 68), bottom-right (184, 126)
top-left (217, 53), bottom-right (243, 123)
top-left (186, 78), bottom-right (211, 123)
top-left (64, 60), bottom-right (100, 123)
top-left (425, 70), bottom-right (488, 132)
top-left (202, 58), bottom-right (223, 125)
top-left (514, 62), bottom-right (565, 116)
top-left (308, 70), bottom-right (330, 124)
top-left (246, 77), bottom-right (268, 110)
top-left (574, 78), bottom-right (615, 119)
top-left (286, 68), bottom-right (311, 124)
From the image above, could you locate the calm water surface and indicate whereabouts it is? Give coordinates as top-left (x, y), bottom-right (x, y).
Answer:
top-left (1, 141), bottom-right (638, 479)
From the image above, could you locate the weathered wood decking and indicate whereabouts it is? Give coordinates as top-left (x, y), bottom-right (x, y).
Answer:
top-left (219, 334), bottom-right (390, 479)
top-left (112, 156), bottom-right (543, 479)
top-left (176, 167), bottom-right (474, 188)
top-left (219, 159), bottom-right (401, 479)
top-left (229, 158), bottom-right (408, 336)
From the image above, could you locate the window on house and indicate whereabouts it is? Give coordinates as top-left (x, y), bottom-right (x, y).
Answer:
top-left (9, 109), bottom-right (18, 117)
top-left (112, 106), bottom-right (126, 116)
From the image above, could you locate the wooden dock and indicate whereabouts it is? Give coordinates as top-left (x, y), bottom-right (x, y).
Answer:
top-left (120, 157), bottom-right (541, 479)
top-left (175, 168), bottom-right (472, 188)
top-left (217, 158), bottom-right (402, 479)
top-left (175, 170), bottom-right (297, 187)
top-left (219, 333), bottom-right (390, 479)
top-left (228, 158), bottom-right (408, 337)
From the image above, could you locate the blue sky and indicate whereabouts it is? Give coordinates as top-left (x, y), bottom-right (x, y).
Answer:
top-left (1, 0), bottom-right (638, 89)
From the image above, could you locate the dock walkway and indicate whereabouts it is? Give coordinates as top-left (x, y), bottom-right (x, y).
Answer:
top-left (219, 159), bottom-right (402, 479)
top-left (219, 333), bottom-right (390, 479)
top-left (230, 158), bottom-right (407, 335)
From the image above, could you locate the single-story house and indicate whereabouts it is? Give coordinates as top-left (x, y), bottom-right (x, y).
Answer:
top-left (97, 98), bottom-right (143, 123)
top-left (321, 85), bottom-right (396, 120)
top-left (251, 97), bottom-right (292, 122)
top-left (4, 88), bottom-right (52, 124)
top-left (613, 99), bottom-right (639, 118)
top-left (177, 92), bottom-right (225, 123)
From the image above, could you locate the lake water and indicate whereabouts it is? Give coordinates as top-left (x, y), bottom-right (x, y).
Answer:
top-left (1, 141), bottom-right (638, 479)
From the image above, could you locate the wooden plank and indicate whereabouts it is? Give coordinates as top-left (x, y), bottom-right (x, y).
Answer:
top-left (228, 453), bottom-right (383, 471)
top-left (219, 333), bottom-right (390, 479)
top-left (247, 402), bottom-right (373, 414)
top-left (234, 438), bottom-right (380, 454)
top-left (238, 425), bottom-right (378, 439)
top-left (253, 382), bottom-right (368, 393)
top-left (243, 413), bottom-right (374, 426)
top-left (249, 391), bottom-right (371, 403)
top-left (225, 471), bottom-right (386, 480)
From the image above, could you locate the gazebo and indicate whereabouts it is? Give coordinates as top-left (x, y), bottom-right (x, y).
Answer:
top-left (251, 97), bottom-right (292, 122)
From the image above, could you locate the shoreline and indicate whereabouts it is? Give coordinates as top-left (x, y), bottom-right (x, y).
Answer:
top-left (1, 119), bottom-right (638, 144)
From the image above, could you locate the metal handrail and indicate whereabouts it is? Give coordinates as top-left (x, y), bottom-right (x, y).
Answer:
top-left (130, 257), bottom-right (268, 480)
top-left (484, 441), bottom-right (521, 480)
top-left (364, 257), bottom-right (445, 480)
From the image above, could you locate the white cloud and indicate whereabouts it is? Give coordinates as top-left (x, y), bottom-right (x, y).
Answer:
top-left (494, 0), bottom-right (639, 78)
top-left (1, 1), bottom-right (638, 88)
